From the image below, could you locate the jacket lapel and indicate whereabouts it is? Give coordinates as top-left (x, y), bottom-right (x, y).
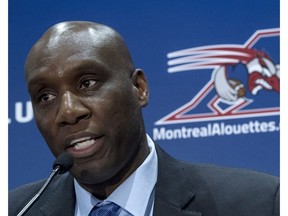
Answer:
top-left (154, 197), bottom-right (202, 216)
top-left (39, 173), bottom-right (75, 216)
top-left (154, 144), bottom-right (202, 216)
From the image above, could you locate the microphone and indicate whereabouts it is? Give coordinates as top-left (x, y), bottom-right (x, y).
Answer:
top-left (16, 152), bottom-right (73, 216)
top-left (53, 152), bottom-right (74, 174)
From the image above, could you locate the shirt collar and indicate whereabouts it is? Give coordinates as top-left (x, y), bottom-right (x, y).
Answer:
top-left (74, 134), bottom-right (158, 216)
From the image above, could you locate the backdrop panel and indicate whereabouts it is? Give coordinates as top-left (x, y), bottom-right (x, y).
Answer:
top-left (9, 0), bottom-right (280, 190)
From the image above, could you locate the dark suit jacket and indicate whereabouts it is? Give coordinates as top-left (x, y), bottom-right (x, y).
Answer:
top-left (9, 145), bottom-right (279, 216)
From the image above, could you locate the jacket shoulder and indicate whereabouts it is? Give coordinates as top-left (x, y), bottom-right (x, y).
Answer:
top-left (9, 173), bottom-right (74, 216)
top-left (9, 179), bottom-right (47, 210)
top-left (155, 144), bottom-right (279, 215)
top-left (181, 161), bottom-right (279, 215)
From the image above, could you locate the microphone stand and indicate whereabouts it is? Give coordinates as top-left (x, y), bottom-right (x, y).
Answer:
top-left (16, 166), bottom-right (61, 216)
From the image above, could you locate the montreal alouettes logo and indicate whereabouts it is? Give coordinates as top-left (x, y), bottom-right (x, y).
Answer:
top-left (155, 28), bottom-right (280, 125)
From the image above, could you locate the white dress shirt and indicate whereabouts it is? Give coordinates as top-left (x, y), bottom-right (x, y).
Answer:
top-left (74, 134), bottom-right (158, 216)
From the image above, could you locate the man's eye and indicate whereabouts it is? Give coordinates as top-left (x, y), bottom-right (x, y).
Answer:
top-left (39, 93), bottom-right (56, 103)
top-left (79, 79), bottom-right (97, 90)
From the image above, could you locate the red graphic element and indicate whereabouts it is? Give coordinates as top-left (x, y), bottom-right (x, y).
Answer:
top-left (248, 72), bottom-right (280, 93)
top-left (156, 28), bottom-right (280, 125)
top-left (246, 51), bottom-right (280, 94)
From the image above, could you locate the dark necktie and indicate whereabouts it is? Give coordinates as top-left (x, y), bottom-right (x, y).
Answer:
top-left (88, 201), bottom-right (121, 216)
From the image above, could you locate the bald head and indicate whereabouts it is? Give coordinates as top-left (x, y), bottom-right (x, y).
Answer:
top-left (25, 21), bottom-right (135, 79)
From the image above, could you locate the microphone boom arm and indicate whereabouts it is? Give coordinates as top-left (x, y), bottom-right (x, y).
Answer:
top-left (16, 166), bottom-right (61, 216)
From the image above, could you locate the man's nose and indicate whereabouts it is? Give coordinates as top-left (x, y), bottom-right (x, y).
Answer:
top-left (55, 91), bottom-right (91, 126)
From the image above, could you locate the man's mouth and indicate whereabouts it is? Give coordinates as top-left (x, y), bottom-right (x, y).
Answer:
top-left (69, 136), bottom-right (96, 150)
top-left (64, 134), bottom-right (106, 158)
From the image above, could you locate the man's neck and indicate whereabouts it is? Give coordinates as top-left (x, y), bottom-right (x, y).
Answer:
top-left (78, 138), bottom-right (150, 199)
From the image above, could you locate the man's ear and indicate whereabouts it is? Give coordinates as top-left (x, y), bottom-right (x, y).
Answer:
top-left (131, 69), bottom-right (149, 107)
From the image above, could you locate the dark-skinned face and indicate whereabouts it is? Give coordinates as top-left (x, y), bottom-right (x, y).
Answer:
top-left (25, 22), bottom-right (149, 193)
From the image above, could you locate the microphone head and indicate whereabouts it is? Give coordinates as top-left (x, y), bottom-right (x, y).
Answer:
top-left (53, 152), bottom-right (73, 174)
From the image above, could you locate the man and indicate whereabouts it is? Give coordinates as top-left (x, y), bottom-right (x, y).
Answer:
top-left (9, 21), bottom-right (279, 216)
